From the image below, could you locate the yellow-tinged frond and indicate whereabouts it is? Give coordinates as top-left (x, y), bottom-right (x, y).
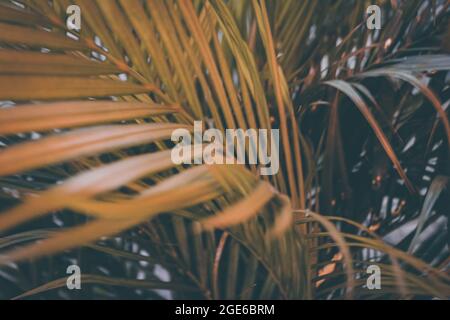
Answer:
top-left (0, 101), bottom-right (178, 134)
top-left (0, 123), bottom-right (186, 176)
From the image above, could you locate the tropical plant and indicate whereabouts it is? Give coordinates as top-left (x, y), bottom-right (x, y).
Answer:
top-left (0, 0), bottom-right (449, 300)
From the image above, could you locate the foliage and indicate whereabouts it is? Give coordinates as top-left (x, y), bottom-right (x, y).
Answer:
top-left (0, 0), bottom-right (449, 299)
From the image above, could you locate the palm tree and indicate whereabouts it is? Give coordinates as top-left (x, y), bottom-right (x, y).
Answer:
top-left (0, 0), bottom-right (449, 300)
